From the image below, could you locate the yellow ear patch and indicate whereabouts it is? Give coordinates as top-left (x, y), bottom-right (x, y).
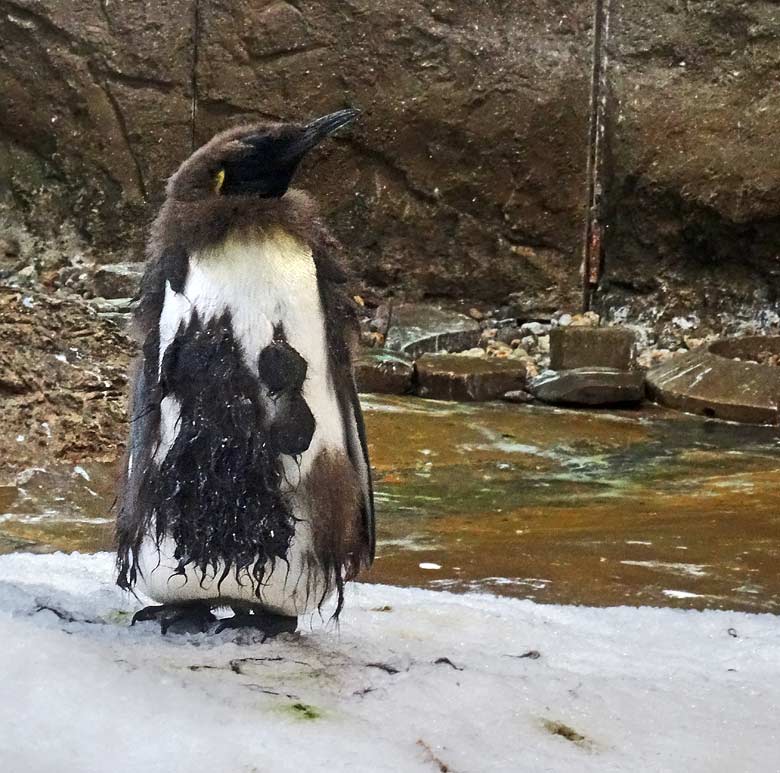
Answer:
top-left (214, 168), bottom-right (225, 193)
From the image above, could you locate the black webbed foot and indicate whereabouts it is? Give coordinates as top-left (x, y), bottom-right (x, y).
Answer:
top-left (131, 603), bottom-right (217, 635)
top-left (214, 610), bottom-right (298, 641)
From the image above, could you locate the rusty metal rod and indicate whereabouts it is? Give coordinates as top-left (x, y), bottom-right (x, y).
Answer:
top-left (581, 0), bottom-right (612, 311)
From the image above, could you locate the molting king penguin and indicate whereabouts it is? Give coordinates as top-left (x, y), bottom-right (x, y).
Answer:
top-left (115, 109), bottom-right (374, 636)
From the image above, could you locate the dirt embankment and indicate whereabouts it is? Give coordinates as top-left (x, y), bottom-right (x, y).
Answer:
top-left (0, 286), bottom-right (135, 474)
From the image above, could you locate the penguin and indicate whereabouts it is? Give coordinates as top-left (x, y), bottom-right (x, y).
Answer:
top-left (115, 109), bottom-right (374, 636)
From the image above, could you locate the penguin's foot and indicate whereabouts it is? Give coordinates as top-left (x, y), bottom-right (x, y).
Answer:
top-left (131, 603), bottom-right (216, 635)
top-left (214, 609), bottom-right (298, 640)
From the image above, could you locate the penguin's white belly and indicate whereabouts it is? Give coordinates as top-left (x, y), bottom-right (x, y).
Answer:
top-left (137, 230), bottom-right (346, 616)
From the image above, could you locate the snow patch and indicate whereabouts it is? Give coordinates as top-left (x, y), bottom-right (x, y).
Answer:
top-left (0, 552), bottom-right (778, 773)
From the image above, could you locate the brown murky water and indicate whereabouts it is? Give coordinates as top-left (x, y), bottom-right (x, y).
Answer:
top-left (2, 396), bottom-right (779, 613)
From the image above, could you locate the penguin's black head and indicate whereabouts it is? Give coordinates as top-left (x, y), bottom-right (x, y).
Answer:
top-left (168, 108), bottom-right (359, 202)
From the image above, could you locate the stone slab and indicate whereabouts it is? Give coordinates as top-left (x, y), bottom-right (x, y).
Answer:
top-left (354, 350), bottom-right (414, 395)
top-left (550, 327), bottom-right (637, 371)
top-left (415, 354), bottom-right (527, 402)
top-left (646, 337), bottom-right (780, 425)
top-left (530, 368), bottom-right (645, 406)
top-left (384, 304), bottom-right (481, 359)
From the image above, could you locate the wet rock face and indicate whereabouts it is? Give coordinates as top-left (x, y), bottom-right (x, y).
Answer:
top-left (0, 0), bottom-right (591, 305)
top-left (597, 0), bottom-right (780, 324)
top-left (0, 1), bottom-right (194, 260)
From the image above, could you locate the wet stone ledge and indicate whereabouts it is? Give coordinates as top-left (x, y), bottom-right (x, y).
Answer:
top-left (646, 336), bottom-right (780, 425)
top-left (414, 354), bottom-right (527, 402)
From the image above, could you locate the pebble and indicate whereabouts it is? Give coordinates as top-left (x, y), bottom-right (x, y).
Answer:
top-left (10, 265), bottom-right (38, 288)
top-left (455, 347), bottom-right (488, 359)
top-left (569, 311), bottom-right (600, 327)
top-left (502, 389), bottom-right (535, 404)
top-left (487, 340), bottom-right (513, 358)
top-left (557, 313), bottom-right (573, 327)
top-left (520, 322), bottom-right (548, 337)
top-left (536, 335), bottom-right (550, 354)
top-left (360, 331), bottom-right (385, 348)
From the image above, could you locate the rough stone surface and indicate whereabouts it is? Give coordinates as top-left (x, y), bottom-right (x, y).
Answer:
top-left (0, 0), bottom-right (591, 305)
top-left (596, 0), bottom-right (780, 327)
top-left (647, 337), bottom-right (780, 425)
top-left (354, 349), bottom-right (414, 395)
top-left (2, 0), bottom-right (779, 324)
top-left (550, 326), bottom-right (637, 371)
top-left (91, 263), bottom-right (144, 300)
top-left (384, 303), bottom-right (481, 359)
top-left (0, 0), bottom-right (194, 263)
top-left (415, 353), bottom-right (526, 402)
top-left (0, 286), bottom-right (135, 470)
top-left (530, 368), bottom-right (646, 406)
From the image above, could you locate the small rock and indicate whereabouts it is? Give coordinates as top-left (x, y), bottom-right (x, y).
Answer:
top-left (557, 313), bottom-right (573, 327)
top-left (521, 335), bottom-right (536, 351)
top-left (361, 331), bottom-right (385, 348)
top-left (520, 321), bottom-right (549, 337)
top-left (536, 335), bottom-right (550, 354)
top-left (502, 389), bottom-right (535, 404)
top-left (486, 340), bottom-right (513, 358)
top-left (569, 311), bottom-right (600, 327)
top-left (91, 262), bottom-right (145, 300)
top-left (454, 347), bottom-right (488, 359)
top-left (523, 360), bottom-right (540, 379)
top-left (467, 307), bottom-right (485, 321)
top-left (11, 265), bottom-right (38, 288)
top-left (480, 328), bottom-right (498, 342)
top-left (509, 347), bottom-right (529, 360)
top-left (0, 237), bottom-right (20, 259)
top-left (494, 326), bottom-right (523, 345)
top-left (369, 303), bottom-right (392, 335)
top-left (415, 353), bottom-right (527, 402)
top-left (88, 297), bottom-right (135, 314)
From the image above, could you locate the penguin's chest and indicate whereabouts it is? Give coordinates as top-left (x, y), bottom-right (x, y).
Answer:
top-left (157, 231), bottom-right (345, 470)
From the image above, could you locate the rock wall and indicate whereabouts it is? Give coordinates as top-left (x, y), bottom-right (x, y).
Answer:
top-left (0, 0), bottom-right (591, 304)
top-left (0, 0), bottom-right (778, 319)
top-left (597, 0), bottom-right (780, 328)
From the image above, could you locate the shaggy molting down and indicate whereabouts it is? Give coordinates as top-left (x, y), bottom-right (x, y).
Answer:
top-left (115, 110), bottom-right (374, 625)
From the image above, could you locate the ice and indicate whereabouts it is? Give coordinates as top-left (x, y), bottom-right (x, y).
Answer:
top-left (0, 551), bottom-right (779, 773)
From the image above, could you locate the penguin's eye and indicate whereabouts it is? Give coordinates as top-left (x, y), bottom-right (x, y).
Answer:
top-left (214, 168), bottom-right (226, 193)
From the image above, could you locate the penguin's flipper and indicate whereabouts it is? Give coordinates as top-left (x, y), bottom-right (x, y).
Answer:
top-left (339, 375), bottom-right (375, 563)
top-left (315, 240), bottom-right (376, 566)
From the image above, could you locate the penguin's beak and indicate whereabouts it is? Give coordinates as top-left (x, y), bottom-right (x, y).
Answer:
top-left (287, 108), bottom-right (360, 161)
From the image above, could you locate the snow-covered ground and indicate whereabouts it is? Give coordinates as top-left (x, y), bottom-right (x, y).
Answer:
top-left (0, 552), bottom-right (778, 773)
